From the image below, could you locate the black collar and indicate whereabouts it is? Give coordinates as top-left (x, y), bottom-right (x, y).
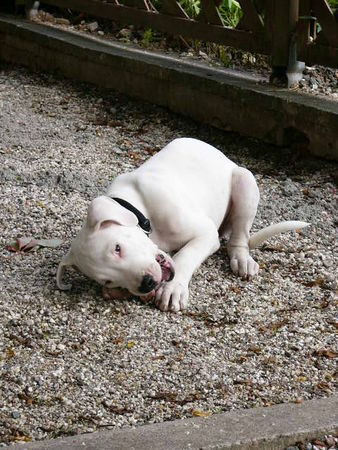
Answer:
top-left (111, 197), bottom-right (152, 236)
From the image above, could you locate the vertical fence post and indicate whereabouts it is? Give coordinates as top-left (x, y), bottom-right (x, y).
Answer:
top-left (266, 0), bottom-right (304, 87)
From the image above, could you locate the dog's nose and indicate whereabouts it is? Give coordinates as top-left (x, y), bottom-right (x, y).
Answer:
top-left (139, 274), bottom-right (157, 293)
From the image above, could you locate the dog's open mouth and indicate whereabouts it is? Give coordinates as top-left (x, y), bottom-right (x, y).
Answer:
top-left (156, 254), bottom-right (175, 282)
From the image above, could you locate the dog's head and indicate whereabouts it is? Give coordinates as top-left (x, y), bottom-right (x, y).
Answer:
top-left (57, 196), bottom-right (175, 296)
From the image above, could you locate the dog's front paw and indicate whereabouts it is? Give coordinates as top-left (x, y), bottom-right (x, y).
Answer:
top-left (155, 280), bottom-right (189, 312)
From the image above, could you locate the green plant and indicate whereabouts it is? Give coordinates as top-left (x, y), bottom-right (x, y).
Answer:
top-left (328, 0), bottom-right (338, 8)
top-left (141, 28), bottom-right (154, 48)
top-left (179, 0), bottom-right (200, 18)
top-left (218, 46), bottom-right (231, 66)
top-left (176, 0), bottom-right (242, 27)
top-left (192, 39), bottom-right (201, 53)
top-left (218, 0), bottom-right (242, 28)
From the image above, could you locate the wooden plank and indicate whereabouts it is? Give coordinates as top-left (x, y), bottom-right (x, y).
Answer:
top-left (199, 0), bottom-right (224, 26)
top-left (120, 0), bottom-right (152, 11)
top-left (160, 0), bottom-right (188, 17)
top-left (237, 0), bottom-right (263, 31)
top-left (263, 0), bottom-right (273, 47)
top-left (311, 0), bottom-right (338, 46)
top-left (266, 0), bottom-right (291, 67)
top-left (299, 43), bottom-right (338, 66)
top-left (41, 0), bottom-right (269, 52)
top-left (298, 0), bottom-right (311, 48)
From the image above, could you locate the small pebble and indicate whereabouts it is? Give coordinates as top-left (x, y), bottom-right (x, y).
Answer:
top-left (325, 436), bottom-right (336, 447)
top-left (88, 21), bottom-right (99, 32)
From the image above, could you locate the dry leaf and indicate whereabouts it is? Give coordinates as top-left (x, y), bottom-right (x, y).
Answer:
top-left (126, 341), bottom-right (135, 349)
top-left (262, 244), bottom-right (284, 252)
top-left (318, 299), bottom-right (329, 309)
top-left (108, 120), bottom-right (122, 127)
top-left (152, 355), bottom-right (165, 361)
top-left (297, 376), bottom-right (308, 382)
top-left (8, 237), bottom-right (63, 252)
top-left (248, 345), bottom-right (262, 354)
top-left (316, 381), bottom-right (332, 392)
top-left (192, 409), bottom-right (211, 417)
top-left (259, 319), bottom-right (289, 334)
top-left (149, 391), bottom-right (205, 406)
top-left (93, 116), bottom-right (108, 126)
top-left (182, 393), bottom-right (205, 404)
top-left (10, 432), bottom-right (32, 443)
top-left (18, 392), bottom-right (34, 406)
top-left (313, 349), bottom-right (337, 359)
top-left (108, 405), bottom-right (133, 414)
top-left (314, 440), bottom-right (326, 447)
top-left (233, 379), bottom-right (251, 385)
top-left (149, 392), bottom-right (178, 402)
top-left (144, 146), bottom-right (155, 155)
top-left (305, 277), bottom-right (325, 287)
top-left (128, 151), bottom-right (141, 161)
top-left (237, 355), bottom-right (248, 363)
top-left (327, 319), bottom-right (338, 329)
top-left (263, 401), bottom-right (274, 407)
top-left (7, 348), bottom-right (15, 358)
top-left (264, 356), bottom-right (277, 365)
top-left (60, 95), bottom-right (70, 105)
top-left (229, 286), bottom-right (241, 294)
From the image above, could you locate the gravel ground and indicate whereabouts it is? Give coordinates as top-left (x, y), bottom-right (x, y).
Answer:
top-left (0, 64), bottom-right (337, 446)
top-left (288, 435), bottom-right (338, 450)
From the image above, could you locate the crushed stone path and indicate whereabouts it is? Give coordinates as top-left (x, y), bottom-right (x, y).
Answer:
top-left (0, 64), bottom-right (337, 445)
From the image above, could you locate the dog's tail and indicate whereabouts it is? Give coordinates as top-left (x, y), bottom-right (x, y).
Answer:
top-left (248, 221), bottom-right (310, 250)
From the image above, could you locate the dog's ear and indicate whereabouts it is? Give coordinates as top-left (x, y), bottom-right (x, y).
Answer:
top-left (56, 250), bottom-right (74, 290)
top-left (87, 196), bottom-right (138, 231)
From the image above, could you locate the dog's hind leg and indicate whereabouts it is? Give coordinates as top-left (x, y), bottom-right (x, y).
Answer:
top-left (226, 167), bottom-right (260, 279)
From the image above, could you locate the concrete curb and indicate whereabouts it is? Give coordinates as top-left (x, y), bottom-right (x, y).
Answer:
top-left (11, 395), bottom-right (338, 449)
top-left (0, 15), bottom-right (337, 160)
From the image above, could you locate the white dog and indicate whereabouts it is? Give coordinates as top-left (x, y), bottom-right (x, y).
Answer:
top-left (57, 138), bottom-right (308, 312)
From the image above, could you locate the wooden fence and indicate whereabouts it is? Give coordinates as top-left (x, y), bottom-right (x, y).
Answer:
top-left (20, 0), bottom-right (338, 83)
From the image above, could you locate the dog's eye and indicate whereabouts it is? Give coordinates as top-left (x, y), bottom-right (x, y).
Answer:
top-left (115, 244), bottom-right (121, 254)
